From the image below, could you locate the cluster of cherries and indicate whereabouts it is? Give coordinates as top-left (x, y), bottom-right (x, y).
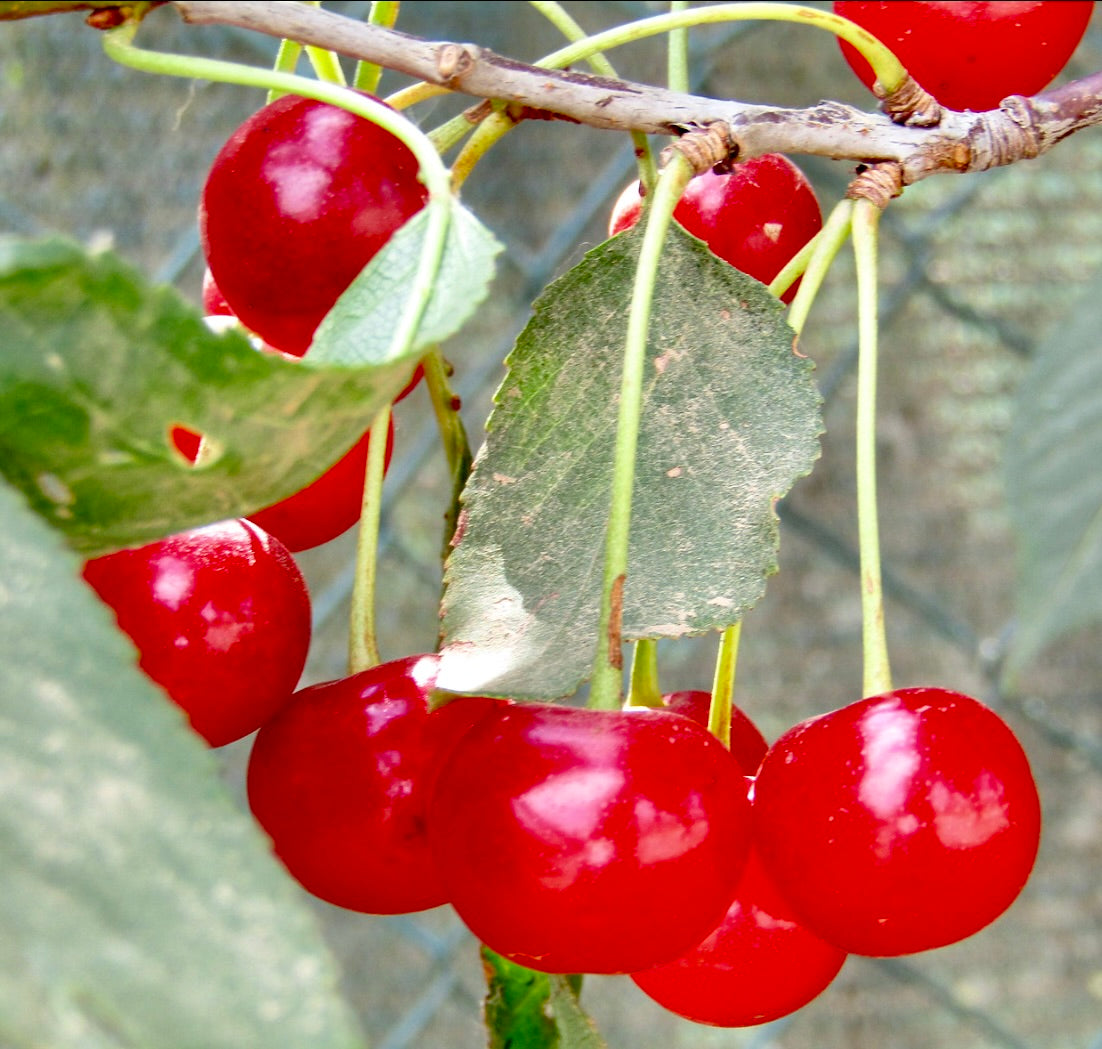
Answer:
top-left (79, 0), bottom-right (1092, 1027)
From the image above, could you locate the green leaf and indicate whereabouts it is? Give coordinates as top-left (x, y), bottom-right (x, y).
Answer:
top-left (438, 225), bottom-right (821, 699)
top-left (0, 479), bottom-right (366, 1049)
top-left (0, 236), bottom-right (414, 555)
top-left (308, 200), bottom-right (503, 365)
top-left (1004, 266), bottom-right (1102, 683)
top-left (481, 949), bottom-right (604, 1049)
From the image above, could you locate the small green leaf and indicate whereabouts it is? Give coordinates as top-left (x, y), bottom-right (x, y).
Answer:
top-left (481, 949), bottom-right (603, 1049)
top-left (547, 977), bottom-right (606, 1049)
top-left (438, 225), bottom-right (821, 699)
top-left (1004, 266), bottom-right (1102, 683)
top-left (0, 480), bottom-right (366, 1049)
top-left (308, 199), bottom-right (502, 365)
top-left (0, 236), bottom-right (414, 555)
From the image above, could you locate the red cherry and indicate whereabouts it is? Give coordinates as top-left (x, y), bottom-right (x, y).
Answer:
top-left (247, 655), bottom-right (501, 914)
top-left (834, 2), bottom-right (1093, 112)
top-left (632, 842), bottom-right (847, 1027)
top-left (608, 155), bottom-right (822, 303)
top-left (200, 93), bottom-right (428, 356)
top-left (201, 267), bottom-right (233, 317)
top-left (661, 690), bottom-right (769, 775)
top-left (82, 519), bottom-right (311, 747)
top-left (428, 703), bottom-right (754, 974)
top-left (752, 687), bottom-right (1042, 956)
top-left (247, 416), bottom-right (396, 552)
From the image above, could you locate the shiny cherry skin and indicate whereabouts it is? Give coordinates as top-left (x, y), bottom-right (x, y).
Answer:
top-left (247, 416), bottom-right (395, 552)
top-left (82, 519), bottom-right (311, 747)
top-left (632, 839), bottom-right (847, 1027)
top-left (428, 703), bottom-right (754, 974)
top-left (660, 690), bottom-right (769, 775)
top-left (247, 655), bottom-right (501, 914)
top-left (608, 154), bottom-right (822, 303)
top-left (834, 2), bottom-right (1093, 112)
top-left (753, 687), bottom-right (1042, 956)
top-left (200, 93), bottom-right (428, 356)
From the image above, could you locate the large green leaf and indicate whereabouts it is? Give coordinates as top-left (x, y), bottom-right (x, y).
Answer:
top-left (308, 199), bottom-right (502, 365)
top-left (1004, 266), bottom-right (1102, 684)
top-left (482, 949), bottom-right (604, 1049)
top-left (0, 480), bottom-right (365, 1049)
top-left (438, 224), bottom-right (821, 699)
top-left (0, 236), bottom-right (414, 555)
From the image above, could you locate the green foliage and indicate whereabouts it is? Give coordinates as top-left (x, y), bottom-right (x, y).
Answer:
top-left (0, 236), bottom-right (413, 555)
top-left (438, 223), bottom-right (822, 699)
top-left (482, 949), bottom-right (604, 1049)
top-left (0, 480), bottom-right (366, 1049)
top-left (1005, 264), bottom-right (1102, 684)
top-left (309, 199), bottom-right (503, 366)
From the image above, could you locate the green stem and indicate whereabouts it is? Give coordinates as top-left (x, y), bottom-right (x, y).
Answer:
top-left (528, 0), bottom-right (656, 186)
top-left (589, 154), bottom-right (694, 711)
top-left (709, 622), bottom-right (742, 748)
top-left (766, 228), bottom-right (821, 304)
top-left (450, 107), bottom-right (514, 192)
top-left (667, 0), bottom-right (691, 96)
top-left (268, 38), bottom-right (303, 103)
top-left (852, 198), bottom-right (893, 697)
top-left (305, 44), bottom-right (346, 86)
top-left (626, 640), bottom-right (663, 708)
top-left (354, 0), bottom-right (401, 93)
top-left (785, 198), bottom-right (855, 339)
top-left (538, 4), bottom-right (906, 93)
top-left (348, 405), bottom-right (393, 674)
top-left (422, 348), bottom-right (473, 560)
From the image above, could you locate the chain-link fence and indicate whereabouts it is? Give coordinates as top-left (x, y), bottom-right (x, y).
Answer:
top-left (4, 3), bottom-right (1102, 1047)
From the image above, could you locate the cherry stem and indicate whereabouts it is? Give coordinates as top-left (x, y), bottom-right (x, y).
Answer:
top-left (422, 348), bottom-right (473, 560)
top-left (626, 639), bottom-right (663, 708)
top-left (538, 4), bottom-right (906, 96)
top-left (353, 0), bottom-right (400, 94)
top-left (348, 404), bottom-right (393, 674)
top-left (785, 197), bottom-right (855, 339)
top-left (708, 621), bottom-right (742, 749)
top-left (667, 0), bottom-right (690, 96)
top-left (589, 152), bottom-right (694, 711)
top-left (446, 2), bottom-right (657, 191)
top-left (852, 197), bottom-right (893, 697)
top-left (767, 228), bottom-right (821, 304)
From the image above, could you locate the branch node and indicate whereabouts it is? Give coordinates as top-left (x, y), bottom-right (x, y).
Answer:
top-left (436, 43), bottom-right (477, 88)
top-left (875, 74), bottom-right (943, 128)
top-left (664, 120), bottom-right (738, 176)
top-left (846, 161), bottom-right (904, 209)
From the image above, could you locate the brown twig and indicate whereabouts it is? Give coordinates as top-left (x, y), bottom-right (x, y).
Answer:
top-left (30, 0), bottom-right (1102, 188)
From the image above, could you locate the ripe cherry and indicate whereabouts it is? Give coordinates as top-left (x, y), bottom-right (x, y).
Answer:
top-left (200, 93), bottom-right (429, 356)
top-left (608, 154), bottom-right (822, 303)
top-left (632, 839), bottom-right (847, 1027)
top-left (247, 417), bottom-right (395, 552)
top-left (428, 703), bottom-right (754, 974)
top-left (834, 2), bottom-right (1093, 112)
top-left (660, 690), bottom-right (769, 775)
top-left (247, 655), bottom-right (501, 914)
top-left (82, 519), bottom-right (311, 747)
top-left (752, 687), bottom-right (1042, 956)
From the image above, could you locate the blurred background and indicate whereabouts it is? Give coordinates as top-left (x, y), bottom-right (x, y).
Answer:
top-left (3, 2), bottom-right (1102, 1047)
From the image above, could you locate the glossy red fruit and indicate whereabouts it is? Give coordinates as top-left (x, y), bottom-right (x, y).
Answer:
top-left (834, 2), bottom-right (1093, 111)
top-left (608, 155), bottom-right (822, 303)
top-left (82, 519), bottom-right (311, 747)
top-left (429, 703), bottom-right (754, 974)
top-left (661, 690), bottom-right (769, 775)
top-left (753, 687), bottom-right (1042, 956)
top-left (247, 655), bottom-right (501, 914)
top-left (200, 93), bottom-right (429, 356)
top-left (201, 267), bottom-right (233, 317)
top-left (632, 844), bottom-right (847, 1027)
top-left (247, 416), bottom-right (395, 552)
